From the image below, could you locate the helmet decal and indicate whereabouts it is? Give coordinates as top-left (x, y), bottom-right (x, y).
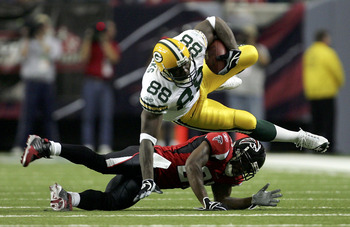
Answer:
top-left (223, 133), bottom-right (229, 143)
top-left (152, 38), bottom-right (196, 88)
top-left (238, 137), bottom-right (261, 153)
top-left (226, 137), bottom-right (266, 181)
top-left (212, 135), bottom-right (223, 145)
top-left (153, 51), bottom-right (163, 63)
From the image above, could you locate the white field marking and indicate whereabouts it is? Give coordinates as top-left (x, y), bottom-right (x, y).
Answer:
top-left (0, 225), bottom-right (348, 227)
top-left (0, 198), bottom-right (47, 201)
top-left (287, 191), bottom-right (344, 194)
top-left (1, 197), bottom-right (349, 202)
top-left (282, 198), bottom-right (350, 201)
top-left (1, 214), bottom-right (350, 218)
top-left (1, 225), bottom-right (350, 227)
top-left (0, 192), bottom-right (42, 195)
top-left (0, 206), bottom-right (41, 209)
top-left (1, 206), bottom-right (349, 210)
top-left (1, 204), bottom-right (348, 209)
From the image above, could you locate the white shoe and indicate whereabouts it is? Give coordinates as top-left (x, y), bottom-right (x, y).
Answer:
top-left (49, 183), bottom-right (72, 211)
top-left (216, 76), bottom-right (242, 91)
top-left (295, 129), bottom-right (329, 153)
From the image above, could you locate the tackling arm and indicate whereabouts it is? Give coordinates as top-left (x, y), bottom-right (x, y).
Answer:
top-left (133, 110), bottom-right (163, 202)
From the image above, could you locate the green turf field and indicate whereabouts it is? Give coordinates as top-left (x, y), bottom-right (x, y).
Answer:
top-left (1, 153), bottom-right (349, 226)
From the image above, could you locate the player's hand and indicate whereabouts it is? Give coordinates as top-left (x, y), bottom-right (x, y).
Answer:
top-left (251, 183), bottom-right (282, 208)
top-left (133, 179), bottom-right (163, 202)
top-left (217, 49), bottom-right (242, 75)
top-left (197, 197), bottom-right (227, 211)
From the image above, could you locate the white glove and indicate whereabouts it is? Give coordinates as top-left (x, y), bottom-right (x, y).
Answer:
top-left (217, 49), bottom-right (242, 75)
top-left (133, 179), bottom-right (163, 202)
top-left (196, 197), bottom-right (227, 211)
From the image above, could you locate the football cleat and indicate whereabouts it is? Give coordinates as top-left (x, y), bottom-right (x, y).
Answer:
top-left (216, 76), bottom-right (242, 91)
top-left (49, 183), bottom-right (72, 211)
top-left (295, 129), bottom-right (329, 153)
top-left (21, 135), bottom-right (51, 167)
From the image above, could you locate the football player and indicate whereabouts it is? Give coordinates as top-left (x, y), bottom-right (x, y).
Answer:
top-left (21, 133), bottom-right (282, 211)
top-left (138, 16), bottom-right (329, 201)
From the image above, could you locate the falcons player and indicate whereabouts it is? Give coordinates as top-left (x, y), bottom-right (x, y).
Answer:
top-left (21, 132), bottom-right (282, 211)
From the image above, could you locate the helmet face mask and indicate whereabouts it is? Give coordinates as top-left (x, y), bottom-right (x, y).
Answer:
top-left (225, 138), bottom-right (266, 181)
top-left (153, 38), bottom-right (198, 88)
top-left (162, 59), bottom-right (198, 88)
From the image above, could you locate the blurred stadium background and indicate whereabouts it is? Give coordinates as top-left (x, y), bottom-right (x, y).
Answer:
top-left (0, 0), bottom-right (349, 153)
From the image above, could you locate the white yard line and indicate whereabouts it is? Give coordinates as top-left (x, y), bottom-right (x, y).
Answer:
top-left (1, 213), bottom-right (350, 218)
top-left (1, 225), bottom-right (350, 227)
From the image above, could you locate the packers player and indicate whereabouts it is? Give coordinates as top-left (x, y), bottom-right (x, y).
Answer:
top-left (137, 16), bottom-right (329, 201)
top-left (21, 133), bottom-right (281, 211)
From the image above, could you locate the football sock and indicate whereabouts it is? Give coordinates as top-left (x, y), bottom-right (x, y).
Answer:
top-left (272, 125), bottom-right (299, 142)
top-left (250, 120), bottom-right (276, 141)
top-left (69, 192), bottom-right (80, 207)
top-left (49, 141), bottom-right (61, 156)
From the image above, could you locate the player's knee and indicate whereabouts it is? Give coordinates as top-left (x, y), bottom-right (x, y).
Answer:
top-left (238, 45), bottom-right (258, 68)
top-left (234, 110), bottom-right (257, 130)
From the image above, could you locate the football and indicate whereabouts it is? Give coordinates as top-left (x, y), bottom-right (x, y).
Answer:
top-left (205, 39), bottom-right (227, 74)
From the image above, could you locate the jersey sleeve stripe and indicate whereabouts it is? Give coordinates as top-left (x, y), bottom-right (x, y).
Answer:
top-left (140, 97), bottom-right (168, 113)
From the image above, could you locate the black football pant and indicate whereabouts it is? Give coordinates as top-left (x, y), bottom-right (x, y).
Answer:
top-left (59, 144), bottom-right (143, 210)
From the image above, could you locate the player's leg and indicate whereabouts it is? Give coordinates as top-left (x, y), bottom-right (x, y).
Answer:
top-left (177, 98), bottom-right (258, 132)
top-left (201, 45), bottom-right (258, 94)
top-left (77, 175), bottom-right (141, 210)
top-left (21, 136), bottom-right (142, 174)
top-left (49, 175), bottom-right (142, 211)
top-left (177, 98), bottom-right (329, 152)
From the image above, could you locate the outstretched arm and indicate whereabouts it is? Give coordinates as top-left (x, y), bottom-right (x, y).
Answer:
top-left (185, 141), bottom-right (211, 205)
top-left (134, 110), bottom-right (163, 202)
top-left (139, 110), bottom-right (163, 180)
top-left (186, 141), bottom-right (228, 211)
top-left (212, 183), bottom-right (252, 210)
top-left (212, 183), bottom-right (283, 210)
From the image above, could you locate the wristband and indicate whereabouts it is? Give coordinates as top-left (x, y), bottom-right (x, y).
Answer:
top-left (206, 16), bottom-right (216, 29)
top-left (140, 133), bottom-right (157, 145)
